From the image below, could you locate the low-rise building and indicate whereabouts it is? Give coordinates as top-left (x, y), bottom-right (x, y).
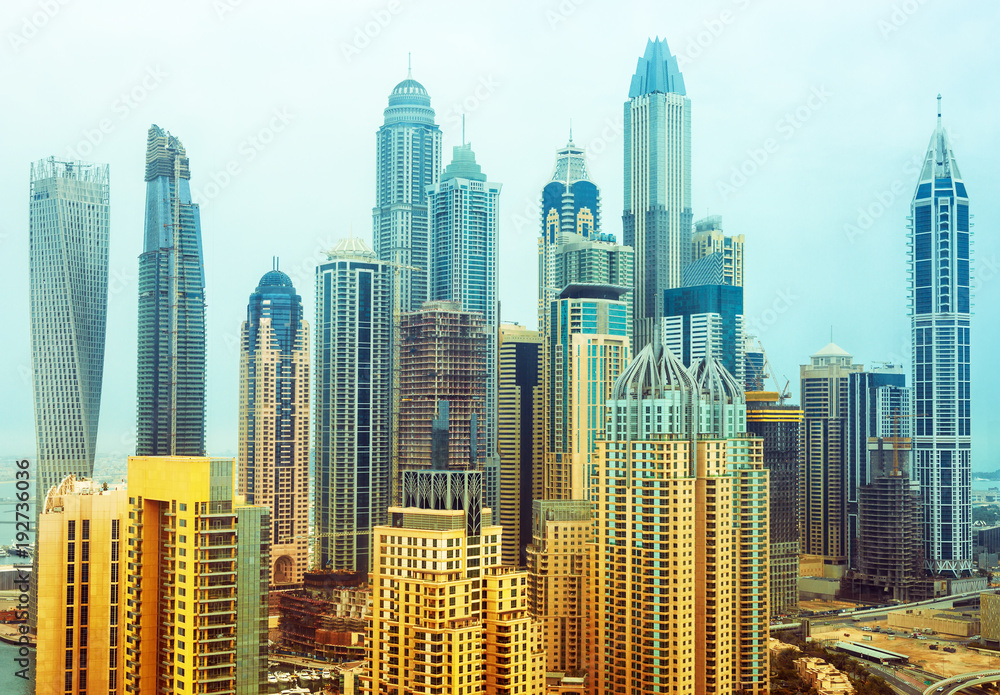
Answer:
top-left (795, 657), bottom-right (854, 695)
top-left (888, 608), bottom-right (981, 637)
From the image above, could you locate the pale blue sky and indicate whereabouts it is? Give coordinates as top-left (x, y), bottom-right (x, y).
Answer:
top-left (2, 0), bottom-right (998, 467)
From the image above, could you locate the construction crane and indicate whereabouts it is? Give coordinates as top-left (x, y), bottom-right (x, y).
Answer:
top-left (380, 255), bottom-right (424, 508)
top-left (886, 409), bottom-right (915, 476)
top-left (745, 335), bottom-right (792, 403)
top-left (277, 529), bottom-right (364, 570)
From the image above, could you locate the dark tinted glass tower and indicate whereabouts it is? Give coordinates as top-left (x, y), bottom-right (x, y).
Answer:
top-left (136, 125), bottom-right (206, 456)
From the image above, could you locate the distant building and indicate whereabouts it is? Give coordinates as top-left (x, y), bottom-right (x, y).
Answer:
top-left (743, 336), bottom-right (768, 392)
top-left (544, 284), bottom-right (630, 500)
top-left (800, 343), bottom-right (863, 578)
top-left (498, 325), bottom-right (543, 566)
top-left (315, 238), bottom-right (392, 575)
top-left (662, 283), bottom-right (745, 383)
top-left (847, 366), bottom-right (909, 570)
top-left (136, 125), bottom-right (206, 457)
top-left (277, 570), bottom-right (370, 662)
top-left (239, 266), bottom-right (310, 586)
top-left (623, 37), bottom-right (692, 351)
top-left (35, 476), bottom-right (126, 694)
top-left (125, 456), bottom-right (270, 694)
top-left (746, 391), bottom-right (803, 615)
top-left (685, 216), bottom-right (744, 287)
top-left (373, 68), bottom-right (441, 313)
top-left (428, 142), bottom-right (502, 466)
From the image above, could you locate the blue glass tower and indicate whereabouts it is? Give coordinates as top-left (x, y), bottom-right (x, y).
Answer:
top-left (909, 97), bottom-right (973, 577)
top-left (136, 125), bottom-right (206, 456)
top-left (624, 37), bottom-right (692, 352)
top-left (662, 284), bottom-right (744, 383)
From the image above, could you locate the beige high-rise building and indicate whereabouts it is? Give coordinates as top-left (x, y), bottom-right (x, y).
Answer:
top-left (498, 324), bottom-right (544, 566)
top-left (799, 343), bottom-right (863, 578)
top-left (35, 476), bottom-right (127, 695)
top-left (687, 216), bottom-right (744, 288)
top-left (544, 285), bottom-right (630, 501)
top-left (590, 342), bottom-right (769, 695)
top-left (364, 506), bottom-right (545, 695)
top-left (238, 267), bottom-right (310, 586)
top-left (125, 456), bottom-right (270, 694)
top-left (525, 499), bottom-right (591, 673)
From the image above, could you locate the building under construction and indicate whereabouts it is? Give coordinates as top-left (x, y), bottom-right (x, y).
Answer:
top-left (746, 390), bottom-right (802, 615)
top-left (398, 301), bottom-right (486, 471)
top-left (277, 570), bottom-right (371, 661)
top-left (849, 438), bottom-right (931, 602)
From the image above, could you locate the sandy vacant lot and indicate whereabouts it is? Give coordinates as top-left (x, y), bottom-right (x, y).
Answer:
top-left (812, 620), bottom-right (1000, 677)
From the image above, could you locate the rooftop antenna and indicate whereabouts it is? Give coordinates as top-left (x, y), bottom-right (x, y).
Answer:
top-left (408, 52), bottom-right (412, 78)
top-left (462, 113), bottom-right (466, 146)
top-left (937, 93), bottom-right (942, 124)
top-left (569, 118), bottom-right (573, 144)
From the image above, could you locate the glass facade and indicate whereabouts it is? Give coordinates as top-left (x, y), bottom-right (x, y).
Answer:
top-left (909, 106), bottom-right (973, 577)
top-left (662, 284), bottom-right (745, 382)
top-left (136, 125), bottom-right (207, 457)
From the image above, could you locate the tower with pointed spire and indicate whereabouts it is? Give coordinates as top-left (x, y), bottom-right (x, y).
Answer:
top-left (373, 62), bottom-right (442, 312)
top-left (909, 97), bottom-right (973, 577)
top-left (623, 37), bottom-right (693, 353)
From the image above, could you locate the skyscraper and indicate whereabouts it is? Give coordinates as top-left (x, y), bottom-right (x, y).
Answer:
top-left (373, 66), bottom-right (442, 313)
top-left (538, 137), bottom-right (603, 335)
top-left (35, 476), bottom-right (126, 695)
top-left (592, 342), bottom-right (768, 695)
top-left (315, 238), bottom-right (392, 575)
top-left (544, 284), bottom-right (630, 500)
top-left (662, 284), bottom-right (745, 383)
top-left (846, 366), bottom-right (909, 569)
top-left (428, 142), bottom-right (502, 460)
top-left (624, 37), bottom-right (692, 351)
top-left (685, 216), bottom-right (744, 288)
top-left (909, 98), bottom-right (973, 577)
top-left (497, 324), bottom-right (543, 566)
top-left (29, 156), bottom-right (110, 518)
top-left (799, 343), bottom-right (863, 578)
top-left (125, 456), bottom-right (270, 693)
top-left (239, 266), bottom-right (310, 586)
top-left (746, 391), bottom-right (803, 616)
top-left (398, 301), bottom-right (487, 474)
top-left (364, 506), bottom-right (546, 695)
top-left (136, 124), bottom-right (207, 457)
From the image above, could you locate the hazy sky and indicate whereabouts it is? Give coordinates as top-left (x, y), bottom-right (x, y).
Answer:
top-left (3, 0), bottom-right (998, 468)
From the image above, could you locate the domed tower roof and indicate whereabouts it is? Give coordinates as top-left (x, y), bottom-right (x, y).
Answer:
top-left (257, 269), bottom-right (294, 289)
top-left (690, 354), bottom-right (744, 405)
top-left (388, 77), bottom-right (431, 107)
top-left (611, 334), bottom-right (695, 401)
top-left (383, 62), bottom-right (436, 126)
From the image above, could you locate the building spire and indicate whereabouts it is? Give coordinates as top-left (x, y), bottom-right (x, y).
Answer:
top-left (408, 52), bottom-right (412, 78)
top-left (462, 113), bottom-right (466, 145)
top-left (569, 118), bottom-right (573, 144)
top-left (937, 93), bottom-right (942, 125)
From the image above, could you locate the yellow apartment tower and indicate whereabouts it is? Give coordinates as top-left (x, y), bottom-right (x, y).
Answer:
top-left (364, 502), bottom-right (545, 695)
top-left (498, 324), bottom-right (544, 566)
top-left (590, 341), bottom-right (768, 695)
top-left (35, 476), bottom-right (127, 695)
top-left (238, 267), bottom-right (310, 586)
top-left (525, 499), bottom-right (591, 673)
top-left (125, 456), bottom-right (270, 694)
